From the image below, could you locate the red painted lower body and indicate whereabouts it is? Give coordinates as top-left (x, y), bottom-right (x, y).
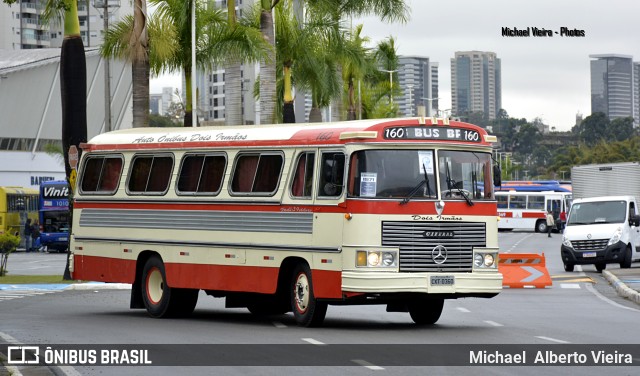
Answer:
top-left (72, 255), bottom-right (342, 299)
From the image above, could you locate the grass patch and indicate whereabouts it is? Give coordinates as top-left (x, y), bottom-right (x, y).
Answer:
top-left (0, 275), bottom-right (80, 284)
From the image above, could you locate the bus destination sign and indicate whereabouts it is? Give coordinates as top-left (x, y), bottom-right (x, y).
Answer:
top-left (383, 126), bottom-right (481, 142)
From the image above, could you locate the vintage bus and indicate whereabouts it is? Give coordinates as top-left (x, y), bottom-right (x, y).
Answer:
top-left (69, 117), bottom-right (503, 327)
top-left (39, 180), bottom-right (70, 252)
top-left (0, 186), bottom-right (39, 248)
top-left (496, 190), bottom-right (572, 232)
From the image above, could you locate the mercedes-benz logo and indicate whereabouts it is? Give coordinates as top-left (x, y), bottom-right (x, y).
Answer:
top-left (432, 245), bottom-right (448, 264)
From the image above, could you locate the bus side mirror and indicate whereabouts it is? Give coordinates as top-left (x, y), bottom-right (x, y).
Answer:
top-left (493, 165), bottom-right (502, 187)
top-left (629, 214), bottom-right (640, 227)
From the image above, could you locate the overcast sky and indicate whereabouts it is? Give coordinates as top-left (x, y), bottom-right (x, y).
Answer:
top-left (151, 0), bottom-right (640, 131)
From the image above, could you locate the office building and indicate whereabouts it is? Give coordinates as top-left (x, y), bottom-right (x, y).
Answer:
top-left (589, 54), bottom-right (638, 126)
top-left (397, 56), bottom-right (439, 117)
top-left (0, 1), bottom-right (132, 50)
top-left (450, 51), bottom-right (501, 120)
top-left (0, 1), bottom-right (133, 187)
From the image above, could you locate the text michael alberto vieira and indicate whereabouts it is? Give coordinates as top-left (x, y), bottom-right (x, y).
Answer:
top-left (502, 26), bottom-right (585, 37)
top-left (470, 349), bottom-right (633, 365)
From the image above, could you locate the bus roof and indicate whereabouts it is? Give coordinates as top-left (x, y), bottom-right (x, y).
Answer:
top-left (81, 117), bottom-right (497, 152)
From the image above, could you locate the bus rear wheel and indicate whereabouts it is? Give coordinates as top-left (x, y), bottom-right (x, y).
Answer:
top-left (290, 263), bottom-right (327, 327)
top-left (408, 299), bottom-right (444, 325)
top-left (141, 256), bottom-right (198, 318)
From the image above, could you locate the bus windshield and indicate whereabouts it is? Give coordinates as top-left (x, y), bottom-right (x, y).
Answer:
top-left (347, 149), bottom-right (493, 200)
top-left (567, 200), bottom-right (627, 225)
top-left (439, 150), bottom-right (493, 201)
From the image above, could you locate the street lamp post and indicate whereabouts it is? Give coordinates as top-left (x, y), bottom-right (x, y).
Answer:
top-left (421, 97), bottom-right (439, 117)
top-left (380, 69), bottom-right (397, 104)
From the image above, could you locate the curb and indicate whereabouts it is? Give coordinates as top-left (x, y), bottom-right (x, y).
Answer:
top-left (602, 270), bottom-right (640, 305)
top-left (0, 283), bottom-right (132, 291)
top-left (65, 283), bottom-right (132, 290)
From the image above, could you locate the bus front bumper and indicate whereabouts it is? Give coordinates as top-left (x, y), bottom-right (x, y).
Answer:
top-left (341, 271), bottom-right (502, 297)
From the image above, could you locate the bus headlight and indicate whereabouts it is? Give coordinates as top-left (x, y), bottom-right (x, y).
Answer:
top-left (356, 250), bottom-right (397, 268)
top-left (474, 252), bottom-right (497, 268)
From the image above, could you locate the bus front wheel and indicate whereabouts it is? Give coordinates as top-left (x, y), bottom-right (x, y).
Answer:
top-left (290, 263), bottom-right (327, 327)
top-left (536, 220), bottom-right (548, 233)
top-left (141, 256), bottom-right (198, 318)
top-left (408, 299), bottom-right (444, 325)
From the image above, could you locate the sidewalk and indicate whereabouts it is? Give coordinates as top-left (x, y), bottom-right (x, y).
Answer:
top-left (603, 267), bottom-right (640, 305)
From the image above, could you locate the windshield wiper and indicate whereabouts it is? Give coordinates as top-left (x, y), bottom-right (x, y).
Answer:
top-left (400, 163), bottom-right (433, 205)
top-left (445, 163), bottom-right (474, 206)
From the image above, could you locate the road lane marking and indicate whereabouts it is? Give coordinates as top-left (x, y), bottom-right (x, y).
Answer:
top-left (352, 359), bottom-right (385, 370)
top-left (302, 338), bottom-right (326, 345)
top-left (484, 320), bottom-right (504, 327)
top-left (560, 283), bottom-right (581, 289)
top-left (536, 336), bottom-right (570, 344)
top-left (456, 307), bottom-right (470, 313)
top-left (272, 321), bottom-right (287, 328)
top-left (585, 283), bottom-right (640, 312)
top-left (504, 233), bottom-right (533, 253)
top-left (0, 331), bottom-right (80, 376)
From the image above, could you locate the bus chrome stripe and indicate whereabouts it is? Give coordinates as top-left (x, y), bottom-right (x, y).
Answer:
top-left (72, 236), bottom-right (340, 253)
top-left (78, 209), bottom-right (313, 234)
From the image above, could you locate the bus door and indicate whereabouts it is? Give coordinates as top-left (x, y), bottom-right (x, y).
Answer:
top-left (546, 194), bottom-right (561, 220)
top-left (312, 150), bottom-right (346, 247)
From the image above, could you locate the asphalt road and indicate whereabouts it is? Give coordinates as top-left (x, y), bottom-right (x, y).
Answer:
top-left (1, 232), bottom-right (639, 376)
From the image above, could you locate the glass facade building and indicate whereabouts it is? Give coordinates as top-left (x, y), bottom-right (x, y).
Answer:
top-left (450, 51), bottom-right (501, 121)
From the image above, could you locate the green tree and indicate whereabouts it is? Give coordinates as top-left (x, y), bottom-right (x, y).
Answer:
top-left (149, 0), bottom-right (269, 126)
top-left (607, 117), bottom-right (635, 141)
top-left (101, 13), bottom-right (176, 128)
top-left (305, 0), bottom-right (409, 120)
top-left (573, 112), bottom-right (608, 145)
top-left (259, 0), bottom-right (281, 124)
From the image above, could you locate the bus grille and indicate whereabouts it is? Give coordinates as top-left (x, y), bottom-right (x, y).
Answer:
top-left (571, 239), bottom-right (609, 251)
top-left (382, 221), bottom-right (486, 272)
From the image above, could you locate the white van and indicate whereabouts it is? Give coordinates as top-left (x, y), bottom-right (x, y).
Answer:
top-left (561, 196), bottom-right (640, 272)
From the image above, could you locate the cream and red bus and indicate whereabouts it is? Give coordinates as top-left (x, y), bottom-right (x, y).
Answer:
top-left (69, 117), bottom-right (502, 327)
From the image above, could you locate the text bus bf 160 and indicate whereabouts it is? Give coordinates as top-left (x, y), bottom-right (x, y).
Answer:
top-left (69, 117), bottom-right (502, 327)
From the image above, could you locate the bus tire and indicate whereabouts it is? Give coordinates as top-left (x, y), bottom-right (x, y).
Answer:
top-left (563, 263), bottom-right (574, 272)
top-left (536, 220), bottom-right (547, 233)
top-left (595, 262), bottom-right (606, 273)
top-left (620, 245), bottom-right (632, 269)
top-left (408, 299), bottom-right (444, 325)
top-left (290, 263), bottom-right (327, 327)
top-left (141, 256), bottom-right (198, 318)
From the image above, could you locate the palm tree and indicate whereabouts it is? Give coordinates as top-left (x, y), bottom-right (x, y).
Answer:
top-left (259, 0), bottom-right (281, 125)
top-left (341, 24), bottom-right (369, 120)
top-left (224, 0), bottom-right (242, 126)
top-left (129, 0), bottom-right (150, 128)
top-left (305, 0), bottom-right (410, 121)
top-left (105, 0), bottom-right (270, 127)
top-left (101, 4), bottom-right (176, 128)
top-left (374, 36), bottom-right (400, 105)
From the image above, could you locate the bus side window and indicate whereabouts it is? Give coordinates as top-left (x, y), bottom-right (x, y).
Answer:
top-left (318, 152), bottom-right (345, 197)
top-left (128, 154), bottom-right (173, 194)
top-left (98, 158), bottom-right (123, 192)
top-left (291, 152), bottom-right (315, 198)
top-left (231, 153), bottom-right (284, 195)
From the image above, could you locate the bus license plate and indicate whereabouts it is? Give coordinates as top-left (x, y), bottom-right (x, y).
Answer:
top-left (59, 237), bottom-right (68, 241)
top-left (431, 276), bottom-right (454, 286)
top-left (583, 252), bottom-right (596, 258)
